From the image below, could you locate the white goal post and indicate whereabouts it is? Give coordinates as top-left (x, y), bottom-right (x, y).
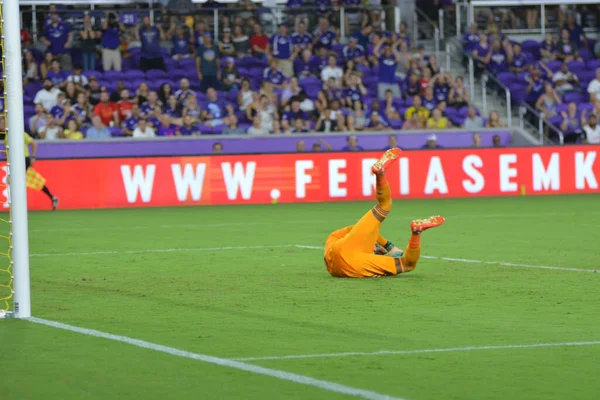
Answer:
top-left (2, 0), bottom-right (31, 319)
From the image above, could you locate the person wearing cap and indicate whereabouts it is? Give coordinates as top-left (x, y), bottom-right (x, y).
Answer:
top-left (171, 25), bottom-right (192, 61)
top-left (269, 23), bottom-right (295, 78)
top-left (422, 134), bottom-right (443, 149)
top-left (373, 37), bottom-right (402, 100)
top-left (291, 20), bottom-right (313, 52)
top-left (132, 117), bottom-right (156, 138)
top-left (42, 12), bottom-right (73, 70)
top-left (34, 78), bottom-right (61, 111)
top-left (196, 33), bottom-right (221, 92)
top-left (341, 135), bottom-right (364, 151)
top-left (343, 36), bottom-right (366, 65)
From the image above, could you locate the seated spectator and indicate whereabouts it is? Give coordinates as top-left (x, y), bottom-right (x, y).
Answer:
top-left (219, 28), bottom-right (236, 58)
top-left (164, 95), bottom-right (183, 120)
top-left (426, 109), bottom-right (450, 129)
top-left (66, 65), bottom-right (88, 89)
top-left (422, 134), bottom-right (443, 149)
top-left (402, 112), bottom-right (425, 130)
top-left (367, 100), bottom-right (389, 126)
top-left (560, 102), bottom-right (584, 143)
top-left (34, 78), bottom-right (60, 110)
top-left (62, 81), bottom-right (79, 105)
top-left (40, 51), bottom-right (54, 80)
top-left (158, 83), bottom-right (173, 105)
top-left (175, 78), bottom-right (194, 108)
top-left (311, 45), bottom-right (329, 76)
top-left (588, 68), bottom-right (600, 105)
top-left (94, 91), bottom-right (119, 127)
top-left (138, 16), bottom-right (166, 72)
top-left (405, 95), bottom-right (430, 125)
top-left (419, 68), bottom-right (433, 95)
top-left (463, 107), bottom-right (484, 129)
top-left (222, 118), bottom-right (245, 135)
top-left (123, 103), bottom-right (141, 136)
top-left (343, 36), bottom-right (366, 65)
top-left (402, 73), bottom-right (421, 100)
top-left (383, 90), bottom-right (401, 122)
top-left (486, 111), bottom-right (506, 128)
top-left (179, 115), bottom-right (202, 136)
top-left (347, 100), bottom-right (367, 131)
top-left (221, 58), bottom-right (241, 92)
top-left (315, 108), bottom-right (340, 133)
top-left (133, 117), bottom-right (156, 138)
top-left (540, 33), bottom-right (557, 62)
top-left (298, 90), bottom-right (314, 113)
top-left (551, 62), bottom-right (580, 95)
top-left (232, 25), bottom-right (251, 58)
top-left (250, 24), bottom-right (269, 58)
top-left (117, 89), bottom-right (136, 121)
top-left (487, 39), bottom-right (510, 76)
top-left (63, 119), bottom-right (83, 140)
top-left (182, 94), bottom-right (202, 123)
top-left (343, 74), bottom-right (367, 107)
top-left (472, 133), bottom-right (482, 148)
top-left (263, 59), bottom-right (287, 90)
top-left (237, 79), bottom-right (255, 113)
top-left (87, 77), bottom-right (102, 106)
top-left (432, 73), bottom-right (452, 103)
top-left (171, 25), bottom-right (192, 61)
top-left (73, 92), bottom-right (92, 126)
top-left (583, 113), bottom-right (600, 144)
top-left (46, 59), bottom-right (66, 88)
top-left (157, 115), bottom-right (179, 136)
top-left (203, 88), bottom-right (237, 128)
top-left (39, 115), bottom-right (63, 139)
top-left (509, 43), bottom-right (529, 74)
top-left (321, 55), bottom-right (343, 86)
top-left (197, 34), bottom-right (221, 92)
top-left (325, 77), bottom-right (343, 103)
top-left (536, 82), bottom-right (562, 119)
top-left (292, 21), bottom-right (313, 52)
top-left (374, 38), bottom-right (402, 100)
top-left (213, 142), bottom-right (224, 153)
top-left (365, 111), bottom-right (387, 131)
top-left (556, 28), bottom-right (581, 62)
top-left (525, 65), bottom-right (546, 109)
top-left (291, 118), bottom-right (309, 134)
top-left (341, 134), bottom-right (363, 152)
top-left (313, 16), bottom-right (337, 49)
top-left (22, 49), bottom-right (39, 85)
top-left (422, 87), bottom-right (437, 112)
top-left (109, 81), bottom-right (126, 103)
top-left (294, 49), bottom-right (315, 79)
top-left (449, 76), bottom-right (469, 109)
top-left (247, 116), bottom-right (269, 136)
top-left (281, 98), bottom-right (309, 131)
top-left (281, 77), bottom-right (302, 107)
top-left (29, 104), bottom-right (48, 137)
top-left (86, 115), bottom-right (111, 139)
top-left (595, 41), bottom-right (600, 59)
top-left (141, 91), bottom-right (163, 117)
top-left (135, 82), bottom-right (150, 105)
top-left (330, 100), bottom-right (348, 130)
top-left (564, 13), bottom-right (587, 50)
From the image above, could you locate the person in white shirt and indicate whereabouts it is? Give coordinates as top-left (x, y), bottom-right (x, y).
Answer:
top-left (551, 62), bottom-right (579, 95)
top-left (39, 115), bottom-right (62, 139)
top-left (320, 55), bottom-right (343, 85)
top-left (34, 78), bottom-right (60, 110)
top-left (583, 113), bottom-right (600, 144)
top-left (132, 118), bottom-right (155, 138)
top-left (247, 115), bottom-right (269, 136)
top-left (587, 68), bottom-right (600, 104)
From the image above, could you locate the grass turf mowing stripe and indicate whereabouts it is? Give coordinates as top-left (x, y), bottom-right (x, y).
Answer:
top-left (29, 245), bottom-right (292, 257)
top-left (294, 245), bottom-right (600, 273)
top-left (231, 341), bottom-right (600, 362)
top-left (27, 317), bottom-right (406, 400)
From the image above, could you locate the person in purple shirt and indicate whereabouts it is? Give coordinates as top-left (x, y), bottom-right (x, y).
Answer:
top-left (525, 65), bottom-right (546, 107)
top-left (341, 135), bottom-right (364, 152)
top-left (315, 0), bottom-right (333, 17)
top-left (343, 37), bottom-right (366, 64)
top-left (487, 40), bottom-right (508, 75)
top-left (157, 115), bottom-right (179, 136)
top-left (563, 13), bottom-right (587, 50)
top-left (101, 13), bottom-right (122, 72)
top-left (343, 74), bottom-right (367, 107)
top-left (46, 59), bottom-right (67, 88)
top-left (560, 101), bottom-right (585, 143)
top-left (432, 74), bottom-right (451, 103)
top-left (556, 28), bottom-right (580, 62)
top-left (422, 87), bottom-right (438, 112)
top-left (310, 45), bottom-right (329, 76)
top-left (313, 17), bottom-right (337, 49)
top-left (294, 49), bottom-right (314, 78)
top-left (42, 13), bottom-right (73, 69)
top-left (202, 0), bottom-right (227, 9)
top-left (281, 99), bottom-right (309, 131)
top-left (269, 23), bottom-right (295, 78)
top-left (509, 42), bottom-right (529, 74)
top-left (263, 59), bottom-right (287, 89)
top-left (374, 38), bottom-right (401, 99)
top-left (291, 21), bottom-right (313, 52)
top-left (540, 33), bottom-right (557, 62)
top-left (122, 104), bottom-right (141, 136)
top-left (462, 24), bottom-right (480, 53)
top-left (171, 25), bottom-right (192, 60)
top-left (396, 23), bottom-right (411, 49)
top-left (472, 33), bottom-right (491, 78)
top-left (138, 16), bottom-right (166, 72)
top-left (179, 115), bottom-right (202, 136)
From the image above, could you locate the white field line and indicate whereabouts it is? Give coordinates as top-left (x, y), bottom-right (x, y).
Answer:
top-left (28, 211), bottom-right (600, 234)
top-left (28, 317), bottom-right (405, 400)
top-left (294, 245), bottom-right (600, 274)
top-left (231, 341), bottom-right (600, 362)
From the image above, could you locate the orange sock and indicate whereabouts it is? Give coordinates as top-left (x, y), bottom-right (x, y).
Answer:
top-left (402, 234), bottom-right (421, 272)
top-left (375, 174), bottom-right (392, 212)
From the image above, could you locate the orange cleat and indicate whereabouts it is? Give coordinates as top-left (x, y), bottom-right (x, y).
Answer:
top-left (411, 215), bottom-right (445, 233)
top-left (372, 148), bottom-right (402, 174)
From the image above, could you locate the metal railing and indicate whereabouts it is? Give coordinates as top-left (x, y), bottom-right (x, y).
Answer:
top-left (518, 102), bottom-right (565, 145)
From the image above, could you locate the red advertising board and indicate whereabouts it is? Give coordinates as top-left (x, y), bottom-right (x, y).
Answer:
top-left (2, 146), bottom-right (599, 210)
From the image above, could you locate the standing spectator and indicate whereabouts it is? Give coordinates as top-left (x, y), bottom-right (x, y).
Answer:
top-left (22, 49), bottom-right (39, 85)
top-left (342, 37), bottom-right (366, 64)
top-left (587, 68), bottom-right (600, 105)
top-left (101, 13), bottom-right (122, 72)
top-left (250, 24), bottom-right (269, 58)
top-left (80, 13), bottom-right (98, 71)
top-left (133, 117), bottom-right (156, 138)
top-left (563, 13), bottom-right (588, 50)
top-left (556, 28), bottom-right (580, 62)
top-left (93, 91), bottom-right (119, 127)
top-left (221, 58), bottom-right (241, 92)
top-left (462, 24), bottom-right (480, 54)
top-left (138, 16), bottom-right (166, 72)
top-left (269, 23), bottom-right (295, 78)
top-left (374, 39), bottom-right (401, 100)
top-left (560, 102), bottom-right (584, 143)
top-left (313, 17), bottom-right (337, 50)
top-left (291, 21), bottom-right (313, 52)
top-left (170, 25), bottom-right (190, 61)
top-left (86, 115), bottom-right (112, 139)
top-left (42, 13), bottom-right (73, 70)
top-left (232, 25), bottom-right (251, 57)
top-left (463, 107), bottom-right (484, 129)
top-left (508, 43), bottom-right (529, 74)
top-left (525, 65), bottom-right (545, 109)
top-left (583, 114), bottom-right (600, 144)
top-left (263, 59), bottom-right (287, 90)
top-left (219, 28), bottom-right (236, 58)
top-left (472, 33), bottom-right (491, 78)
top-left (34, 78), bottom-right (60, 110)
top-left (196, 34), bottom-right (221, 92)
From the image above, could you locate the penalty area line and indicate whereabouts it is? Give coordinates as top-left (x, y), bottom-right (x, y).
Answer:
top-left (231, 341), bottom-right (600, 362)
top-left (293, 245), bottom-right (599, 274)
top-left (27, 317), bottom-right (406, 400)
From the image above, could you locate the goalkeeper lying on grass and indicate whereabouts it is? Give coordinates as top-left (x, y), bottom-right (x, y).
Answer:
top-left (324, 148), bottom-right (445, 278)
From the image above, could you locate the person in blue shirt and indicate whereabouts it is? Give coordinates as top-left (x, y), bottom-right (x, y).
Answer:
top-left (46, 59), bottom-right (67, 89)
top-left (196, 34), bottom-right (221, 93)
top-left (87, 115), bottom-right (112, 139)
top-left (291, 21), bottom-right (313, 52)
top-left (508, 42), bottom-right (528, 74)
top-left (487, 39), bottom-right (508, 76)
top-left (343, 37), bottom-right (366, 65)
top-left (341, 135), bottom-right (364, 152)
top-left (374, 38), bottom-right (402, 100)
top-left (313, 17), bottom-right (337, 49)
top-left (42, 13), bottom-right (73, 70)
top-left (263, 59), bottom-right (287, 90)
top-left (310, 45), bottom-right (329, 76)
top-left (525, 65), bottom-right (546, 108)
top-left (101, 13), bottom-right (123, 72)
top-left (179, 115), bottom-right (202, 136)
top-left (171, 25), bottom-right (191, 60)
top-left (563, 13), bottom-right (588, 50)
top-left (294, 49), bottom-right (314, 78)
top-left (269, 23), bottom-right (295, 78)
top-left (122, 103), bottom-right (141, 136)
top-left (281, 98), bottom-right (309, 132)
top-left (137, 16), bottom-right (166, 72)
top-left (462, 24), bottom-right (480, 54)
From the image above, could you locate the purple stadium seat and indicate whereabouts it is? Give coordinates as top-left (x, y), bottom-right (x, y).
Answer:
top-left (497, 71), bottom-right (517, 86)
top-left (580, 49), bottom-right (593, 61)
top-left (522, 40), bottom-right (540, 59)
top-left (577, 70), bottom-right (596, 82)
top-left (304, 83), bottom-right (321, 99)
top-left (125, 69), bottom-right (145, 80)
top-left (110, 127), bottom-right (124, 137)
top-left (121, 58), bottom-right (135, 71)
top-left (546, 60), bottom-right (562, 72)
top-left (508, 83), bottom-right (528, 104)
top-left (578, 103), bottom-right (594, 114)
top-left (178, 57), bottom-right (196, 69)
top-left (23, 104), bottom-right (35, 115)
top-left (549, 115), bottom-right (562, 127)
top-left (103, 70), bottom-right (124, 81)
top-left (564, 92), bottom-right (586, 104)
top-left (389, 120), bottom-right (403, 129)
top-left (24, 82), bottom-right (41, 98)
top-left (556, 104), bottom-right (568, 114)
top-left (84, 70), bottom-right (103, 80)
top-left (567, 60), bottom-right (586, 71)
top-left (587, 59), bottom-right (600, 70)
top-left (299, 76), bottom-right (320, 87)
top-left (146, 69), bottom-right (168, 80)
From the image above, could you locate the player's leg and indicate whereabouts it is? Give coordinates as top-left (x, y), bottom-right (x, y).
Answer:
top-left (341, 149), bottom-right (401, 254)
top-left (26, 157), bottom-right (59, 210)
top-left (400, 216), bottom-right (446, 273)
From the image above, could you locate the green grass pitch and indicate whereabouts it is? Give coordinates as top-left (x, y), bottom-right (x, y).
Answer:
top-left (1, 195), bottom-right (600, 400)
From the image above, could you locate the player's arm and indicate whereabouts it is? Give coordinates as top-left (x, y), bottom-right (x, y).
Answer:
top-left (28, 135), bottom-right (38, 165)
